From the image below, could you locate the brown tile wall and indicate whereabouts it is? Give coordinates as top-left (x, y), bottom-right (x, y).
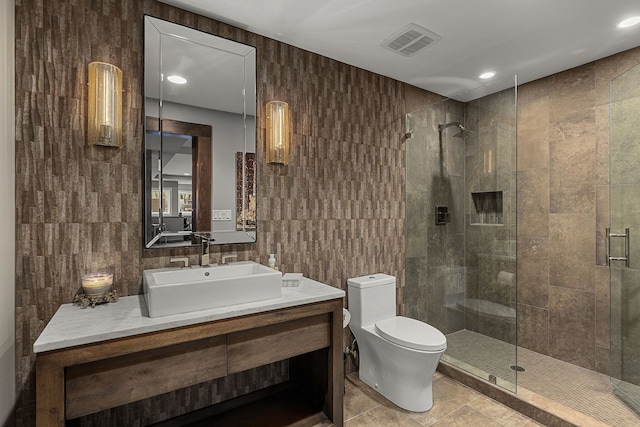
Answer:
top-left (516, 47), bottom-right (640, 373)
top-left (14, 0), bottom-right (425, 424)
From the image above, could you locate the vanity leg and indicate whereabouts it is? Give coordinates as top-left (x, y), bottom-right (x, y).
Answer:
top-left (36, 354), bottom-right (65, 426)
top-left (330, 303), bottom-right (344, 426)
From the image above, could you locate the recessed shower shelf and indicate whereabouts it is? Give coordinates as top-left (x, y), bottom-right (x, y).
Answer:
top-left (470, 191), bottom-right (503, 225)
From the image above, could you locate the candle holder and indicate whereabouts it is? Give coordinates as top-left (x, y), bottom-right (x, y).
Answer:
top-left (74, 273), bottom-right (119, 308)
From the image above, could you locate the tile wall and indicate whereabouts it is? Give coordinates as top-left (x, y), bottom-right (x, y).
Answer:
top-left (13, 0), bottom-right (429, 424)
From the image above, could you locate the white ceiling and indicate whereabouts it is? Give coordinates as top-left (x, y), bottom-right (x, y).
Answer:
top-left (158, 0), bottom-right (640, 101)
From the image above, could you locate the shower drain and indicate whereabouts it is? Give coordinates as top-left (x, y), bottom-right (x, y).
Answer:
top-left (510, 365), bottom-right (525, 372)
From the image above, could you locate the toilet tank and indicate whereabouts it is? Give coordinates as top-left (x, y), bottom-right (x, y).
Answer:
top-left (347, 274), bottom-right (396, 328)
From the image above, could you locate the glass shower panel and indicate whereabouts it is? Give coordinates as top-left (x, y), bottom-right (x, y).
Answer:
top-left (609, 62), bottom-right (640, 410)
top-left (405, 80), bottom-right (517, 393)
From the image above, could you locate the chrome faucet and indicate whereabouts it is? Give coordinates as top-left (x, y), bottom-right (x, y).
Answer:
top-left (192, 232), bottom-right (214, 267)
top-left (169, 257), bottom-right (189, 268)
top-left (221, 254), bottom-right (238, 264)
top-left (201, 238), bottom-right (211, 266)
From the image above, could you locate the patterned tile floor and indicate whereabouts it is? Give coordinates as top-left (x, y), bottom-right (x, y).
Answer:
top-left (342, 372), bottom-right (542, 426)
top-left (445, 330), bottom-right (640, 426)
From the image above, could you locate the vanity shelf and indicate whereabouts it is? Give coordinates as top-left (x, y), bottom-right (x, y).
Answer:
top-left (34, 279), bottom-right (345, 426)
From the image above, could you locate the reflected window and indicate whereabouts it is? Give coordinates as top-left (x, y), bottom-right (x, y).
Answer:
top-left (152, 189), bottom-right (171, 216)
top-left (179, 191), bottom-right (192, 215)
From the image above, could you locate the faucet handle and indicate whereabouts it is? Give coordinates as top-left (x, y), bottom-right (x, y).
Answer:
top-left (221, 254), bottom-right (238, 264)
top-left (169, 257), bottom-right (189, 268)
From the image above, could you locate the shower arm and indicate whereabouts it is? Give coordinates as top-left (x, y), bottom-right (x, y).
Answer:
top-left (438, 122), bottom-right (463, 132)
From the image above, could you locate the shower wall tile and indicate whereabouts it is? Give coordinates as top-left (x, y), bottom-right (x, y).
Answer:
top-left (548, 286), bottom-right (595, 370)
top-left (15, 0), bottom-right (423, 424)
top-left (594, 265), bottom-right (610, 349)
top-left (595, 46), bottom-right (640, 107)
top-left (517, 169), bottom-right (549, 238)
top-left (517, 211), bottom-right (549, 240)
top-left (594, 104), bottom-right (609, 186)
top-left (610, 97), bottom-right (640, 185)
top-left (595, 345), bottom-right (610, 376)
top-left (426, 265), bottom-right (448, 333)
top-left (549, 64), bottom-right (596, 141)
top-left (517, 237), bottom-right (549, 308)
top-left (517, 95), bottom-right (549, 170)
top-left (595, 185), bottom-right (609, 267)
top-left (517, 168), bottom-right (549, 219)
top-left (517, 303), bottom-right (549, 355)
top-left (406, 191), bottom-right (429, 259)
top-left (549, 135), bottom-right (596, 214)
top-left (405, 256), bottom-right (428, 321)
top-left (621, 269), bottom-right (640, 373)
top-left (549, 213), bottom-right (595, 292)
top-left (517, 76), bottom-right (551, 105)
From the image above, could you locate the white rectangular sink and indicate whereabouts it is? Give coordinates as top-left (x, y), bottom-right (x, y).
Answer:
top-left (143, 261), bottom-right (283, 317)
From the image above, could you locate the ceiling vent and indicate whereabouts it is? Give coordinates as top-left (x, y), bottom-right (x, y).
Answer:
top-left (381, 23), bottom-right (441, 57)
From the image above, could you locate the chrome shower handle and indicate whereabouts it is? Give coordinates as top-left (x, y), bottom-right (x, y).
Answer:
top-left (606, 227), bottom-right (630, 267)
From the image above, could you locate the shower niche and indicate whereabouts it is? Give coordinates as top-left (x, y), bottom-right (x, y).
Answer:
top-left (470, 191), bottom-right (503, 225)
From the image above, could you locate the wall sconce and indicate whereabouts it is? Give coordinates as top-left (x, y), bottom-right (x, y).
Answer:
top-left (266, 101), bottom-right (290, 164)
top-left (88, 61), bottom-right (123, 148)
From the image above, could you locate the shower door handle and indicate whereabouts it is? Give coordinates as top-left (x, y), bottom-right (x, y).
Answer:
top-left (606, 227), bottom-right (630, 267)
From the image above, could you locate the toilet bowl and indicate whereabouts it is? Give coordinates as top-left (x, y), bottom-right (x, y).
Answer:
top-left (347, 273), bottom-right (446, 412)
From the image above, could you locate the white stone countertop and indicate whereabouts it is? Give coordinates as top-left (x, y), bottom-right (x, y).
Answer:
top-left (33, 277), bottom-right (345, 353)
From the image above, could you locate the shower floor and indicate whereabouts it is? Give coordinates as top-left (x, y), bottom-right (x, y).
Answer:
top-left (444, 329), bottom-right (640, 426)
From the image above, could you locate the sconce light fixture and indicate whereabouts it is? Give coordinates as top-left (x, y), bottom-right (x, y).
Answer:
top-left (88, 61), bottom-right (123, 148)
top-left (266, 101), bottom-right (290, 164)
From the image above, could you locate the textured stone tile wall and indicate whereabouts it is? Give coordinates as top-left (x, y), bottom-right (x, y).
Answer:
top-left (14, 0), bottom-right (420, 424)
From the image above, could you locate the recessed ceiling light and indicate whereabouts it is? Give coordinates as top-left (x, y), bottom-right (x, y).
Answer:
top-left (167, 75), bottom-right (187, 84)
top-left (617, 16), bottom-right (640, 28)
top-left (183, 172), bottom-right (190, 176)
top-left (479, 71), bottom-right (496, 79)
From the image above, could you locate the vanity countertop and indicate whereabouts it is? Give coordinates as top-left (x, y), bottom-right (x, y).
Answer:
top-left (34, 277), bottom-right (345, 353)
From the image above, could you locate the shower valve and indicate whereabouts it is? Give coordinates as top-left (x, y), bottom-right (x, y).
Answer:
top-left (436, 206), bottom-right (450, 225)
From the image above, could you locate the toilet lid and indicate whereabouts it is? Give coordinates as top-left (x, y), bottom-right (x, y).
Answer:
top-left (375, 316), bottom-right (447, 351)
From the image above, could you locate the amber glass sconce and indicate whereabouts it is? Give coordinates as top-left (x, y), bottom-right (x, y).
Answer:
top-left (88, 62), bottom-right (123, 148)
top-left (266, 101), bottom-right (290, 164)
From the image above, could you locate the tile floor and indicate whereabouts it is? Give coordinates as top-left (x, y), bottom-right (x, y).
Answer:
top-left (445, 330), bottom-right (640, 426)
top-left (343, 372), bottom-right (543, 426)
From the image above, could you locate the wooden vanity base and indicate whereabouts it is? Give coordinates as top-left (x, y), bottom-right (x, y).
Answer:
top-left (36, 299), bottom-right (344, 426)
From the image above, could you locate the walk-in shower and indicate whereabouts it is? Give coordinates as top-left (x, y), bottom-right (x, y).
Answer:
top-left (406, 87), bottom-right (518, 394)
top-left (405, 67), bottom-right (640, 426)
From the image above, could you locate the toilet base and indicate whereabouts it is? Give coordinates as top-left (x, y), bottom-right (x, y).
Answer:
top-left (354, 326), bottom-right (444, 412)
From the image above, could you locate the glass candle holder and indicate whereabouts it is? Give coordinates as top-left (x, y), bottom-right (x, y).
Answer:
top-left (81, 273), bottom-right (114, 296)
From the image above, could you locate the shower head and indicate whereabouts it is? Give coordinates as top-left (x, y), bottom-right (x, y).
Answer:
top-left (438, 122), bottom-right (476, 138)
top-left (453, 126), bottom-right (476, 138)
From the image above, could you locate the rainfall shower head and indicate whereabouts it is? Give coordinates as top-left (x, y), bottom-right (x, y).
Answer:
top-left (438, 122), bottom-right (476, 138)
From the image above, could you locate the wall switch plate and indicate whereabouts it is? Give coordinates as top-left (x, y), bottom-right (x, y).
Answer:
top-left (212, 210), bottom-right (232, 221)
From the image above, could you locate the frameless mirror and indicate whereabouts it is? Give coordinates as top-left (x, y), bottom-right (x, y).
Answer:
top-left (144, 16), bottom-right (257, 249)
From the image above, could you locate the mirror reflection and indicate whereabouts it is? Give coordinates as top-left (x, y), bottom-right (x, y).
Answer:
top-left (144, 16), bottom-right (257, 249)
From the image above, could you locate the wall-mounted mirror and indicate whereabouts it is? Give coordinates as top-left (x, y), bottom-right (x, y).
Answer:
top-left (144, 16), bottom-right (257, 249)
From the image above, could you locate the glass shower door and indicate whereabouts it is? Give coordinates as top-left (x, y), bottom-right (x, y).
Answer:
top-left (404, 78), bottom-right (517, 393)
top-left (609, 62), bottom-right (640, 410)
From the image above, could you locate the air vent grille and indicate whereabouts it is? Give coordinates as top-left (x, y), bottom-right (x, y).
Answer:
top-left (381, 23), bottom-right (441, 57)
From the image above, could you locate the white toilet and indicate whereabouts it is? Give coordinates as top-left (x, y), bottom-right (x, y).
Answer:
top-left (347, 273), bottom-right (446, 412)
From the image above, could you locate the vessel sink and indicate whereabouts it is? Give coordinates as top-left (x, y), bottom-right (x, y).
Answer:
top-left (143, 261), bottom-right (283, 317)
